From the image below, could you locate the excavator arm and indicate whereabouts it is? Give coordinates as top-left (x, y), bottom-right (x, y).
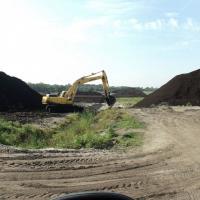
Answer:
top-left (62, 71), bottom-right (113, 104)
top-left (42, 70), bottom-right (116, 112)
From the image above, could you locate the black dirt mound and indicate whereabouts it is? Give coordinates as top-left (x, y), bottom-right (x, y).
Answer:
top-left (135, 69), bottom-right (200, 108)
top-left (75, 91), bottom-right (105, 103)
top-left (0, 72), bottom-right (42, 111)
top-left (112, 87), bottom-right (146, 98)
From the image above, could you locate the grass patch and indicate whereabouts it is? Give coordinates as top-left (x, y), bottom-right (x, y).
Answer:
top-left (117, 97), bottom-right (143, 107)
top-left (0, 118), bottom-right (51, 148)
top-left (0, 108), bottom-right (144, 149)
top-left (117, 132), bottom-right (143, 147)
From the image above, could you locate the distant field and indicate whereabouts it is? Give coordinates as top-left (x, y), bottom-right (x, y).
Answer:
top-left (117, 97), bottom-right (144, 107)
top-left (143, 91), bottom-right (153, 95)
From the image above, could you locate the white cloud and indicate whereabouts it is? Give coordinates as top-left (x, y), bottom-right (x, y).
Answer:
top-left (85, 0), bottom-right (200, 35)
top-left (86, 0), bottom-right (138, 15)
top-left (168, 18), bottom-right (179, 28)
top-left (113, 20), bottom-right (122, 28)
top-left (1, 0), bottom-right (200, 85)
top-left (181, 41), bottom-right (190, 46)
top-left (129, 19), bottom-right (143, 31)
top-left (63, 17), bottom-right (109, 43)
top-left (128, 18), bottom-right (164, 31)
top-left (160, 40), bottom-right (192, 51)
top-left (184, 18), bottom-right (200, 32)
top-left (144, 19), bottom-right (163, 30)
top-left (112, 16), bottom-right (200, 35)
top-left (0, 1), bottom-right (110, 84)
top-left (165, 12), bottom-right (179, 18)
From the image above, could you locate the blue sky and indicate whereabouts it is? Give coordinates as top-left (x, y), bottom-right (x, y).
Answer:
top-left (0, 0), bottom-right (199, 87)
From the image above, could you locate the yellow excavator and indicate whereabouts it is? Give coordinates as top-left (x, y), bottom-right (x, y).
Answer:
top-left (42, 70), bottom-right (116, 112)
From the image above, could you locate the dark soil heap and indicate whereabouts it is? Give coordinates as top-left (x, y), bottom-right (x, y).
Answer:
top-left (0, 72), bottom-right (42, 111)
top-left (112, 87), bottom-right (146, 98)
top-left (135, 69), bottom-right (200, 108)
top-left (74, 91), bottom-right (105, 103)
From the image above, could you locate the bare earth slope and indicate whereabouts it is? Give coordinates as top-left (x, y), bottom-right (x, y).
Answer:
top-left (0, 72), bottom-right (42, 111)
top-left (1, 106), bottom-right (200, 199)
top-left (135, 69), bottom-right (200, 107)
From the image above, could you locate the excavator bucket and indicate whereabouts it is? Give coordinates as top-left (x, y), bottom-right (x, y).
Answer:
top-left (105, 95), bottom-right (116, 107)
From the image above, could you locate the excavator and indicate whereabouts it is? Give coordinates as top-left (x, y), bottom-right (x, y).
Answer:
top-left (42, 70), bottom-right (116, 112)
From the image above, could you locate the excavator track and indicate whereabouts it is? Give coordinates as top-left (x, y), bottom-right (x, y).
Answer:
top-left (46, 95), bottom-right (116, 113)
top-left (46, 104), bottom-right (84, 113)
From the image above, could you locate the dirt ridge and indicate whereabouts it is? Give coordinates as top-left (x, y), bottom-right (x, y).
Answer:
top-left (0, 71), bottom-right (42, 111)
top-left (135, 69), bottom-right (200, 107)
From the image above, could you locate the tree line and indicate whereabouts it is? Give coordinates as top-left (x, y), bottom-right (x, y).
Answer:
top-left (28, 83), bottom-right (157, 95)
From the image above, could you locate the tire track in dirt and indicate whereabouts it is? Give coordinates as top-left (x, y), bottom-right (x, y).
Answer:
top-left (1, 106), bottom-right (200, 199)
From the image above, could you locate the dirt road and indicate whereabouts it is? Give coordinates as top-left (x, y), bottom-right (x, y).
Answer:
top-left (1, 106), bottom-right (200, 199)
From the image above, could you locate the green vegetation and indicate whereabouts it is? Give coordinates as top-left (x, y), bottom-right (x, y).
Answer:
top-left (28, 83), bottom-right (105, 94)
top-left (143, 87), bottom-right (157, 95)
top-left (117, 97), bottom-right (144, 107)
top-left (119, 132), bottom-right (143, 147)
top-left (0, 109), bottom-right (144, 149)
top-left (28, 83), bottom-right (69, 94)
top-left (0, 118), bottom-right (50, 148)
top-left (186, 102), bottom-right (192, 106)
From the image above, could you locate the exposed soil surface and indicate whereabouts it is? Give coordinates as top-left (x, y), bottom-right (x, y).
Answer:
top-left (74, 91), bottom-right (105, 103)
top-left (0, 112), bottom-right (67, 128)
top-left (1, 106), bottom-right (200, 199)
top-left (0, 72), bottom-right (42, 111)
top-left (135, 69), bottom-right (200, 107)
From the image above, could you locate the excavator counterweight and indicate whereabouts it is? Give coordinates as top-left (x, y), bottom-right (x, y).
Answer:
top-left (42, 70), bottom-right (116, 112)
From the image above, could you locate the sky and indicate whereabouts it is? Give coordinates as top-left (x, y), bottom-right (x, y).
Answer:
top-left (0, 0), bottom-right (200, 87)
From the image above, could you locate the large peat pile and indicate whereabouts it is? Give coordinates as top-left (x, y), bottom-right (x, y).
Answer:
top-left (0, 72), bottom-right (42, 111)
top-left (135, 69), bottom-right (200, 107)
top-left (74, 91), bottom-right (105, 103)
